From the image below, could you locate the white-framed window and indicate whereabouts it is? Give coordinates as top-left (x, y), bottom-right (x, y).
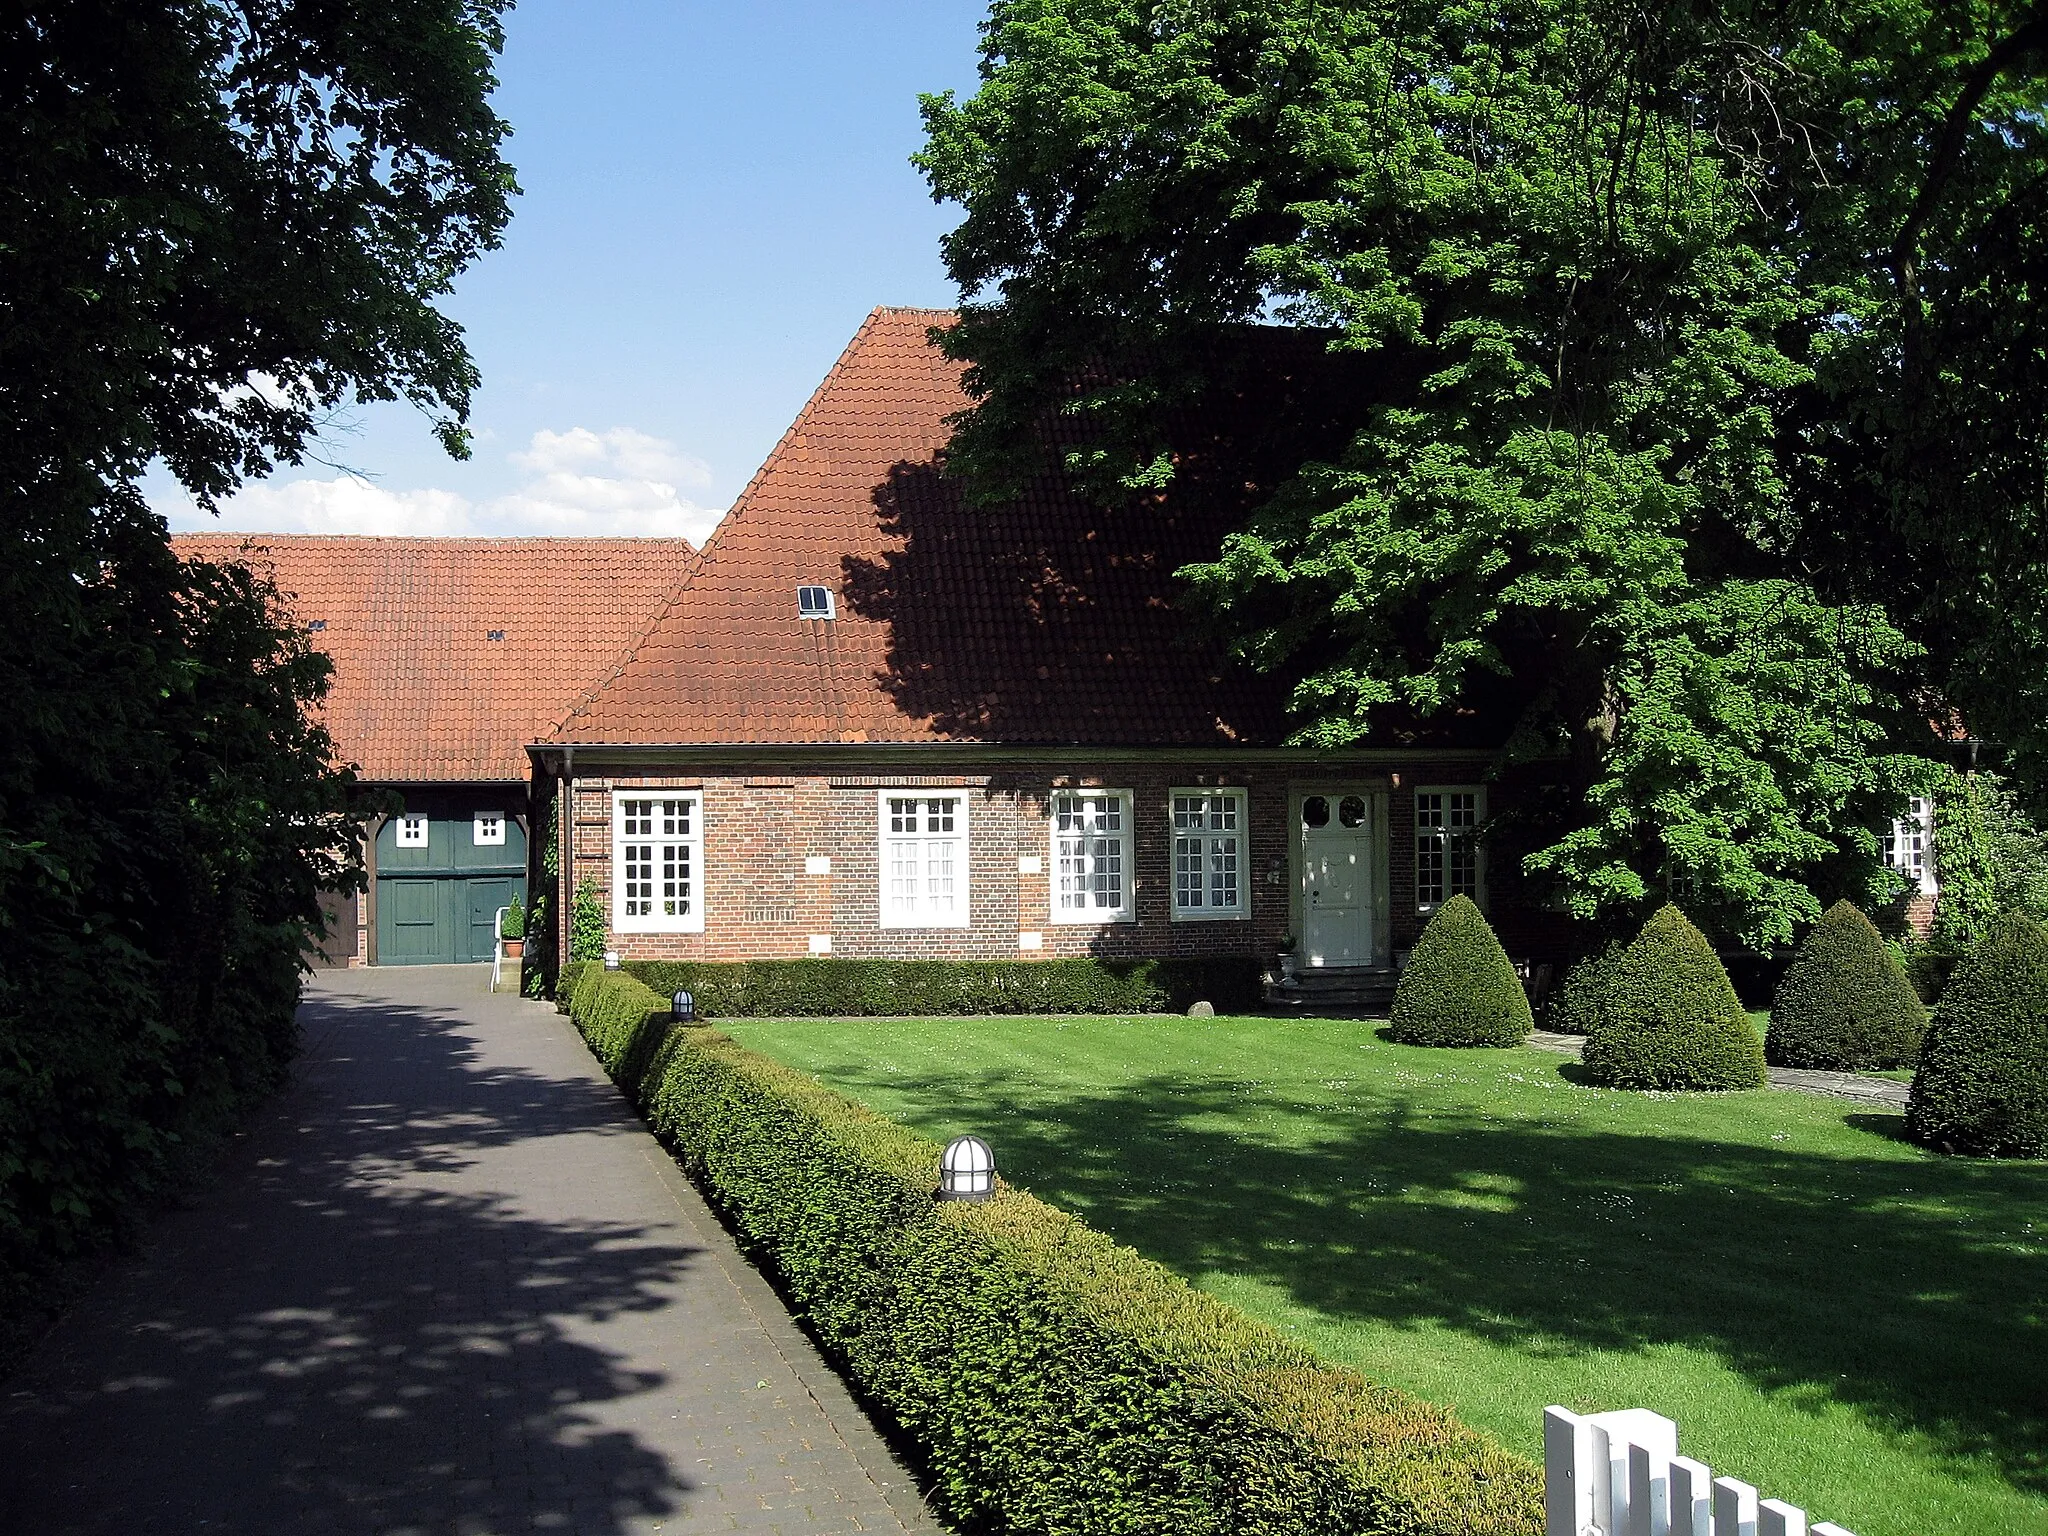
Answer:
top-left (1416, 786), bottom-right (1484, 911)
top-left (473, 811), bottom-right (506, 847)
top-left (613, 792), bottom-right (705, 933)
top-left (396, 814), bottom-right (428, 848)
top-left (797, 585), bottom-right (836, 619)
top-left (878, 792), bottom-right (969, 928)
top-left (1884, 795), bottom-right (1937, 895)
top-left (1171, 788), bottom-right (1248, 920)
top-left (1051, 790), bottom-right (1134, 922)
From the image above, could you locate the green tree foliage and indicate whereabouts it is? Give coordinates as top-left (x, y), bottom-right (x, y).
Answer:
top-left (2, 2), bottom-right (514, 1296)
top-left (1581, 906), bottom-right (1767, 1090)
top-left (1981, 773), bottom-right (2048, 921)
top-left (1387, 895), bottom-right (1534, 1046)
top-left (1934, 772), bottom-right (2003, 950)
top-left (916, 0), bottom-right (2048, 946)
top-left (0, 544), bottom-right (364, 1297)
top-left (571, 878), bottom-right (609, 962)
top-left (1767, 901), bottom-right (1926, 1069)
top-left (524, 794), bottom-right (561, 996)
top-left (1907, 912), bottom-right (2048, 1157)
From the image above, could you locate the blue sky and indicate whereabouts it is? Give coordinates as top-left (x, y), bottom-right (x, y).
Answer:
top-left (156, 0), bottom-right (986, 545)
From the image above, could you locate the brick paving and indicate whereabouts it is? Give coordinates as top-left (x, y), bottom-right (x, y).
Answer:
top-left (0, 966), bottom-right (940, 1536)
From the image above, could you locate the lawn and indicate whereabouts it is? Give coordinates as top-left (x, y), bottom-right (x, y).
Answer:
top-left (722, 1015), bottom-right (2047, 1536)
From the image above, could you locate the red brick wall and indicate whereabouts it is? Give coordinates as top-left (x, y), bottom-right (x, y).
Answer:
top-left (556, 757), bottom-right (1570, 967)
top-left (567, 763), bottom-right (1286, 963)
top-left (1906, 892), bottom-right (1937, 937)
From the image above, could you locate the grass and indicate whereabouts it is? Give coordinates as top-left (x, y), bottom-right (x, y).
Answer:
top-left (723, 1014), bottom-right (2047, 1536)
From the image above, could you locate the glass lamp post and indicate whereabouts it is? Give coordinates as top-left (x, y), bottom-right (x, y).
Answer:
top-left (937, 1135), bottom-right (996, 1202)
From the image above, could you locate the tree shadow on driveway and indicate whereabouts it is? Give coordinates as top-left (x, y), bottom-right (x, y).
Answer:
top-left (0, 982), bottom-right (699, 1536)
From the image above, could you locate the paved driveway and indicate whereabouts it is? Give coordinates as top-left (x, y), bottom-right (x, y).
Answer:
top-left (1, 966), bottom-right (937, 1536)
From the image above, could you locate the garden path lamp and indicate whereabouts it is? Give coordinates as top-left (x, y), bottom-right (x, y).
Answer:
top-left (937, 1135), bottom-right (996, 1202)
top-left (671, 989), bottom-right (696, 1024)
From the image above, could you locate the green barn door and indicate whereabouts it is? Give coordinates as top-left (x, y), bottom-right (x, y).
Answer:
top-left (463, 880), bottom-right (515, 964)
top-left (373, 798), bottom-right (526, 965)
top-left (380, 878), bottom-right (451, 963)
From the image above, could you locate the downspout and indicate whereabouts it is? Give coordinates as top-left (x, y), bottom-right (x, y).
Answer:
top-left (560, 747), bottom-right (575, 966)
top-left (365, 810), bottom-right (386, 966)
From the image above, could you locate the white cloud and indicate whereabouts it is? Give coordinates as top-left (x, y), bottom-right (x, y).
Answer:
top-left (512, 426), bottom-right (712, 487)
top-left (160, 427), bottom-right (727, 547)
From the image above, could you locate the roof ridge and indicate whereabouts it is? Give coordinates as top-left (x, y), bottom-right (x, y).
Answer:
top-left (172, 533), bottom-right (697, 548)
top-left (541, 306), bottom-right (953, 742)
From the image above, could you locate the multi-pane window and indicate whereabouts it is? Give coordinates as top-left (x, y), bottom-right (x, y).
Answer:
top-left (1052, 791), bottom-right (1133, 921)
top-left (473, 811), bottom-right (506, 846)
top-left (1172, 789), bottom-right (1247, 920)
top-left (613, 793), bottom-right (705, 933)
top-left (879, 793), bottom-right (969, 928)
top-left (1884, 796), bottom-right (1935, 895)
top-left (396, 814), bottom-right (428, 848)
top-left (1415, 788), bottom-right (1483, 911)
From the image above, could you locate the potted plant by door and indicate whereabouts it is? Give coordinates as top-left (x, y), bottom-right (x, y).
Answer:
top-left (1277, 932), bottom-right (1299, 982)
top-left (500, 896), bottom-right (526, 959)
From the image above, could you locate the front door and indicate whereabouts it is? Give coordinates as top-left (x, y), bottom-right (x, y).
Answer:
top-left (465, 879), bottom-right (515, 964)
top-left (1301, 791), bottom-right (1383, 967)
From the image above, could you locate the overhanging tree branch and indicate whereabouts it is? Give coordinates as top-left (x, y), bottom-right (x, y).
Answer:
top-left (1890, 8), bottom-right (2048, 360)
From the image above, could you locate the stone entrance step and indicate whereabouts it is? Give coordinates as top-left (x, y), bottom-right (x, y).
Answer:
top-left (1264, 964), bottom-right (1400, 1016)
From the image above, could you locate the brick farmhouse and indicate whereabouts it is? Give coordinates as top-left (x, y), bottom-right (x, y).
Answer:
top-left (186, 308), bottom-right (1944, 979)
top-left (532, 307), bottom-right (1591, 991)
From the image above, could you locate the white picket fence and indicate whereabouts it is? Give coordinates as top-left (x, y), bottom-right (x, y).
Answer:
top-left (1544, 1407), bottom-right (1856, 1536)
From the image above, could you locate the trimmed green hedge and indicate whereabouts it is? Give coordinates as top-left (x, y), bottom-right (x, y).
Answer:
top-left (1767, 901), bottom-right (1926, 1069)
top-left (1388, 895), bottom-right (1534, 1047)
top-left (1903, 948), bottom-right (1959, 1008)
top-left (619, 955), bottom-right (1264, 1018)
top-left (563, 970), bottom-right (1542, 1535)
top-left (1907, 912), bottom-right (2048, 1157)
top-left (1546, 941), bottom-right (1626, 1035)
top-left (555, 959), bottom-right (592, 1013)
top-left (1582, 906), bottom-right (1767, 1091)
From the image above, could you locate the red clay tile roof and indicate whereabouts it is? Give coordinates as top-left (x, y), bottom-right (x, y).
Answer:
top-left (169, 534), bottom-right (694, 781)
top-left (550, 307), bottom-right (1316, 749)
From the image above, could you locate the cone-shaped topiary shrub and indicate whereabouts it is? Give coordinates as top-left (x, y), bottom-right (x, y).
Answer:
top-left (1388, 895), bottom-right (1534, 1046)
top-left (1546, 941), bottom-right (1627, 1035)
top-left (1906, 912), bottom-right (2048, 1157)
top-left (1767, 901), bottom-right (1927, 1069)
top-left (1581, 905), bottom-right (1767, 1090)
